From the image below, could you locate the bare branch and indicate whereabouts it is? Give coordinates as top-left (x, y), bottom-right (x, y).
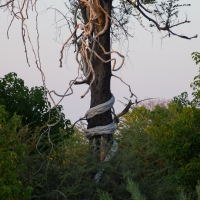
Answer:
top-left (116, 98), bottom-right (155, 122)
top-left (112, 74), bottom-right (135, 98)
top-left (168, 30), bottom-right (197, 40)
top-left (59, 25), bottom-right (79, 67)
top-left (117, 100), bottom-right (133, 120)
top-left (126, 0), bottom-right (197, 40)
top-left (0, 0), bottom-right (14, 8)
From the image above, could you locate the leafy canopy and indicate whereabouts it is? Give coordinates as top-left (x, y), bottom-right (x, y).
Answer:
top-left (0, 72), bottom-right (73, 144)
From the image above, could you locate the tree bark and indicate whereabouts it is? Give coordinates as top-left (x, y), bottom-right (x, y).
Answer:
top-left (87, 0), bottom-right (113, 161)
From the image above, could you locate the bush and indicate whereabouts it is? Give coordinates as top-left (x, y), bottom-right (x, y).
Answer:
top-left (0, 105), bottom-right (33, 199)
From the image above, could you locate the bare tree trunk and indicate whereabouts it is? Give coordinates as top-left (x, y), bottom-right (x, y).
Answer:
top-left (87, 0), bottom-right (113, 162)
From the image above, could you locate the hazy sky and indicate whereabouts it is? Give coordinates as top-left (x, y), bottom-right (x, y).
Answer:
top-left (1, 0), bottom-right (200, 122)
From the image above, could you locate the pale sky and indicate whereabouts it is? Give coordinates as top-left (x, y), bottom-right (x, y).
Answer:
top-left (1, 0), bottom-right (200, 123)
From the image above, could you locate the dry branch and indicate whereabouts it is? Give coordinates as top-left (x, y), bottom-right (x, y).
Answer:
top-left (0, 0), bottom-right (14, 8)
top-left (115, 98), bottom-right (155, 123)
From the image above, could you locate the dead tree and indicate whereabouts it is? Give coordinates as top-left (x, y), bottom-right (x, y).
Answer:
top-left (66, 0), bottom-right (197, 167)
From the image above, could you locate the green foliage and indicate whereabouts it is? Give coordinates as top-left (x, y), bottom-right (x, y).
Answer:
top-left (17, 116), bottom-right (174, 200)
top-left (190, 52), bottom-right (200, 107)
top-left (132, 53), bottom-right (200, 199)
top-left (0, 72), bottom-right (73, 149)
top-left (120, 106), bottom-right (177, 200)
top-left (126, 178), bottom-right (147, 200)
top-left (97, 177), bottom-right (148, 200)
top-left (196, 181), bottom-right (200, 200)
top-left (120, 83), bottom-right (200, 199)
top-left (123, 98), bottom-right (200, 198)
top-left (151, 102), bottom-right (200, 198)
top-left (97, 189), bottom-right (113, 200)
top-left (0, 72), bottom-right (47, 128)
top-left (23, 133), bottom-right (94, 199)
top-left (0, 73), bottom-right (74, 199)
top-left (173, 92), bottom-right (190, 107)
top-left (191, 52), bottom-right (200, 65)
top-left (0, 105), bottom-right (33, 199)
